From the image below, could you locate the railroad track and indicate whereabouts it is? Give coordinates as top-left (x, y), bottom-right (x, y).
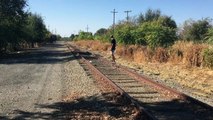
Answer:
top-left (67, 43), bottom-right (213, 120)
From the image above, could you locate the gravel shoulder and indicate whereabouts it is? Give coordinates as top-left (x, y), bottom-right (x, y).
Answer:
top-left (0, 41), bottom-right (102, 119)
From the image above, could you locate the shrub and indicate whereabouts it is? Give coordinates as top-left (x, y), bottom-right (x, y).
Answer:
top-left (202, 48), bottom-right (213, 68)
top-left (180, 18), bottom-right (212, 42)
top-left (136, 20), bottom-right (177, 49)
top-left (76, 31), bottom-right (94, 40)
top-left (205, 28), bottom-right (213, 44)
top-left (114, 22), bottom-right (136, 45)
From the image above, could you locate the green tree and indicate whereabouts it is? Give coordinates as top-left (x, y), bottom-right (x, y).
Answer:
top-left (94, 28), bottom-right (108, 41)
top-left (138, 9), bottom-right (161, 23)
top-left (95, 8), bottom-right (177, 48)
top-left (111, 10), bottom-right (177, 47)
top-left (135, 20), bottom-right (177, 49)
top-left (205, 28), bottom-right (213, 44)
top-left (0, 0), bottom-right (27, 51)
top-left (160, 16), bottom-right (177, 29)
top-left (24, 13), bottom-right (48, 47)
top-left (70, 34), bottom-right (75, 40)
top-left (138, 9), bottom-right (177, 29)
top-left (180, 18), bottom-right (212, 42)
top-left (114, 22), bottom-right (136, 44)
top-left (95, 28), bottom-right (107, 36)
top-left (76, 31), bottom-right (93, 40)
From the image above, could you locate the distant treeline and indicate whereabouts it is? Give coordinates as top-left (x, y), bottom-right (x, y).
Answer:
top-left (0, 0), bottom-right (59, 53)
top-left (71, 9), bottom-right (213, 49)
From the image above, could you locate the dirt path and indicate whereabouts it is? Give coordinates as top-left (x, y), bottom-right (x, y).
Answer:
top-left (0, 41), bottom-right (75, 119)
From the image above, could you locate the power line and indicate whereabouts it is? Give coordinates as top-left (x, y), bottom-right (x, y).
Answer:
top-left (111, 9), bottom-right (118, 35)
top-left (124, 10), bottom-right (132, 22)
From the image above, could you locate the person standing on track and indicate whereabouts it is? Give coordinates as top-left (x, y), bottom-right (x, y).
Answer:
top-left (110, 35), bottom-right (116, 63)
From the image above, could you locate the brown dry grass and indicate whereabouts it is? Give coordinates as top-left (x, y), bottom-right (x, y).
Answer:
top-left (74, 40), bottom-right (211, 67)
top-left (169, 41), bottom-right (208, 67)
top-left (153, 47), bottom-right (169, 63)
top-left (75, 40), bottom-right (111, 52)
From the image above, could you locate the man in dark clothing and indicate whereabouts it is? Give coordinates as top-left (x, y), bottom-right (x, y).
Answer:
top-left (110, 35), bottom-right (116, 62)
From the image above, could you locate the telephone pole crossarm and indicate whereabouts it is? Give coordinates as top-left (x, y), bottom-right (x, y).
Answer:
top-left (124, 10), bottom-right (132, 21)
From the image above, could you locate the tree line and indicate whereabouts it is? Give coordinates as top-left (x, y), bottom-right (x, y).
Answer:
top-left (71, 9), bottom-right (213, 49)
top-left (0, 0), bottom-right (58, 53)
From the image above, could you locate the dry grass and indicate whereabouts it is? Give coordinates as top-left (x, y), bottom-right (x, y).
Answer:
top-left (75, 40), bottom-right (111, 52)
top-left (170, 41), bottom-right (208, 67)
top-left (74, 40), bottom-right (211, 67)
top-left (153, 47), bottom-right (169, 63)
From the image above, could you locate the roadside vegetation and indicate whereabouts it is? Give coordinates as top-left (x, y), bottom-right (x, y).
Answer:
top-left (0, 0), bottom-right (59, 53)
top-left (71, 9), bottom-right (213, 69)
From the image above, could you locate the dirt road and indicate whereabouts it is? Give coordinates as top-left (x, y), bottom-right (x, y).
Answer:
top-left (0, 41), bottom-right (75, 119)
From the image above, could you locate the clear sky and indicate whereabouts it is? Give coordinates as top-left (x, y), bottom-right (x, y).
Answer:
top-left (27, 0), bottom-right (213, 37)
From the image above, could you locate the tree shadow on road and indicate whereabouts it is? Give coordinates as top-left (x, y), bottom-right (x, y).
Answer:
top-left (1, 92), bottom-right (212, 120)
top-left (0, 43), bottom-right (76, 64)
top-left (0, 93), bottom-right (140, 120)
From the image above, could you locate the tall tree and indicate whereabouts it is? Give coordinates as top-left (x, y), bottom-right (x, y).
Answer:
top-left (137, 9), bottom-right (176, 29)
top-left (95, 28), bottom-right (107, 36)
top-left (138, 9), bottom-right (161, 23)
top-left (24, 13), bottom-right (47, 47)
top-left (180, 18), bottom-right (212, 42)
top-left (205, 28), bottom-right (213, 44)
top-left (0, 0), bottom-right (27, 51)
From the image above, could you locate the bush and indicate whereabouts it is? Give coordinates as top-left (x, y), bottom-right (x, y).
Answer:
top-left (76, 31), bottom-right (94, 40)
top-left (205, 28), bottom-right (213, 44)
top-left (180, 18), bottom-right (212, 42)
top-left (203, 48), bottom-right (213, 68)
top-left (114, 22), bottom-right (136, 45)
top-left (135, 20), bottom-right (177, 49)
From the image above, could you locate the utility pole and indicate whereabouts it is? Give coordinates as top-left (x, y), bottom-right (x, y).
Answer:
top-left (111, 9), bottom-right (118, 36)
top-left (124, 10), bottom-right (132, 22)
top-left (86, 25), bottom-right (89, 32)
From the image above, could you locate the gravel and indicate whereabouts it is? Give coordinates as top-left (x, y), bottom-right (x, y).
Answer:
top-left (0, 41), bottom-right (101, 119)
top-left (62, 59), bottom-right (101, 100)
